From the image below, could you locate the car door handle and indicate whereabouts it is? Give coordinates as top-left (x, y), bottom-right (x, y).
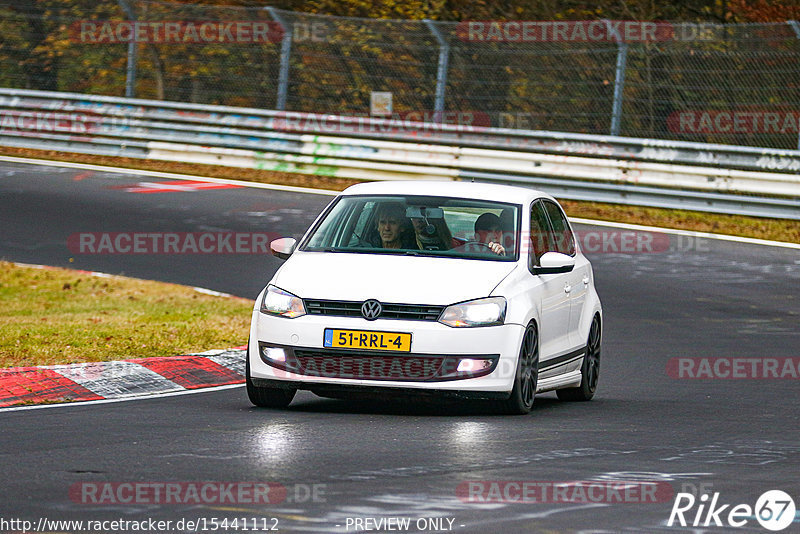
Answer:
top-left (564, 284), bottom-right (572, 294)
top-left (583, 276), bottom-right (590, 285)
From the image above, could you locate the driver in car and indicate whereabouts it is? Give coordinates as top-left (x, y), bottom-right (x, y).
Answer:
top-left (376, 203), bottom-right (414, 249)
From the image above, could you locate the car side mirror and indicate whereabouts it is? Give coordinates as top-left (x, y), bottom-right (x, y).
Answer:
top-left (270, 238), bottom-right (297, 260)
top-left (532, 251), bottom-right (575, 275)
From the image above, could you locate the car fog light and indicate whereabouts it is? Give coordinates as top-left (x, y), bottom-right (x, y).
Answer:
top-left (457, 358), bottom-right (494, 373)
top-left (262, 346), bottom-right (287, 363)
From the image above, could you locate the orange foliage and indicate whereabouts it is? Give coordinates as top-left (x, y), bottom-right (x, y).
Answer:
top-left (728, 0), bottom-right (800, 22)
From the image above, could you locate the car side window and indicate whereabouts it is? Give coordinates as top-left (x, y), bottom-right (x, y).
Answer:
top-left (529, 201), bottom-right (555, 269)
top-left (543, 200), bottom-right (576, 256)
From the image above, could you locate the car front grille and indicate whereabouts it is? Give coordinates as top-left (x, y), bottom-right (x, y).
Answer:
top-left (293, 349), bottom-right (447, 381)
top-left (304, 299), bottom-right (444, 321)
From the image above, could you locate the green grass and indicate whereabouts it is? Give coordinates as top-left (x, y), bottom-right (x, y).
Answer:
top-left (0, 262), bottom-right (253, 368)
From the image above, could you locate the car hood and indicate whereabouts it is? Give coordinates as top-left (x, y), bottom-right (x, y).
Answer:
top-left (272, 251), bottom-right (518, 305)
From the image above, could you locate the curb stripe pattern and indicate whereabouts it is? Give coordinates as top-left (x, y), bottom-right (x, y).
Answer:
top-left (0, 368), bottom-right (104, 406)
top-left (132, 355), bottom-right (244, 390)
top-left (0, 349), bottom-right (246, 408)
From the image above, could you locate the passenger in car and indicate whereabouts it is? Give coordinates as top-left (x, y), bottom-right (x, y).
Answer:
top-left (410, 216), bottom-right (456, 251)
top-left (474, 213), bottom-right (506, 255)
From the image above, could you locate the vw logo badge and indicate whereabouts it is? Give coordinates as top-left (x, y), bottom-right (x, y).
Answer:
top-left (361, 299), bottom-right (382, 320)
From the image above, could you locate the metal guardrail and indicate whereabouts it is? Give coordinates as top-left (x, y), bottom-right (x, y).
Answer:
top-left (0, 88), bottom-right (798, 219)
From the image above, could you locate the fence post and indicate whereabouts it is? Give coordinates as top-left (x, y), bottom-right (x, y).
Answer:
top-left (423, 19), bottom-right (450, 122)
top-left (117, 0), bottom-right (137, 98)
top-left (605, 20), bottom-right (628, 137)
top-left (788, 21), bottom-right (800, 149)
top-left (267, 7), bottom-right (292, 111)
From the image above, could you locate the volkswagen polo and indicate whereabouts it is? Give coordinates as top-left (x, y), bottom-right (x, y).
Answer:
top-left (247, 181), bottom-right (602, 414)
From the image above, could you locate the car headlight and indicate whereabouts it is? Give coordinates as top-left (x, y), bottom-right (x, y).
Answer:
top-left (438, 297), bottom-right (506, 328)
top-left (260, 285), bottom-right (306, 318)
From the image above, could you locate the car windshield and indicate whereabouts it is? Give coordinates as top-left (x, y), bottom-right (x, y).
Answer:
top-left (301, 195), bottom-right (520, 261)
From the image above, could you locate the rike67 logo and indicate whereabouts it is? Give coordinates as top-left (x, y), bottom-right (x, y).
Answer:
top-left (668, 490), bottom-right (796, 531)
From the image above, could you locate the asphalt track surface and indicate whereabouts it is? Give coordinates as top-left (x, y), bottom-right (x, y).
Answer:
top-left (1, 160), bottom-right (799, 533)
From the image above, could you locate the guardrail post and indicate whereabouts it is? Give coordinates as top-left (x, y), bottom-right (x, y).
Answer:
top-left (267, 7), bottom-right (293, 111)
top-left (605, 20), bottom-right (628, 137)
top-left (424, 19), bottom-right (450, 122)
top-left (788, 21), bottom-right (800, 149)
top-left (117, 0), bottom-right (137, 98)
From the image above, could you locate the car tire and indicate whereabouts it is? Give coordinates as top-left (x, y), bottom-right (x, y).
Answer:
top-left (496, 322), bottom-right (538, 415)
top-left (246, 345), bottom-right (296, 408)
top-left (557, 315), bottom-right (601, 402)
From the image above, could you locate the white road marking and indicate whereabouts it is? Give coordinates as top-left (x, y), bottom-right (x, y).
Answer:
top-left (2, 154), bottom-right (795, 248)
top-left (570, 217), bottom-right (800, 250)
top-left (0, 154), bottom-right (339, 196)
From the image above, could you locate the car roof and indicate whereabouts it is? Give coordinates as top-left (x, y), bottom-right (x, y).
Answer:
top-left (340, 180), bottom-right (553, 205)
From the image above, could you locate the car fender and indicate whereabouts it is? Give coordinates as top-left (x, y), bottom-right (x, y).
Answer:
top-left (492, 266), bottom-right (542, 331)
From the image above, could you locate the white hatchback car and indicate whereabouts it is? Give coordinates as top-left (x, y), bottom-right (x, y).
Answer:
top-left (247, 181), bottom-right (602, 414)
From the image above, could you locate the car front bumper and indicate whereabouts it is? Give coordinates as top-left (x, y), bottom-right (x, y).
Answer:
top-left (248, 310), bottom-right (525, 394)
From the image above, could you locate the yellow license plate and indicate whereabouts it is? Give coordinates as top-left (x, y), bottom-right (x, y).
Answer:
top-left (323, 329), bottom-right (411, 352)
